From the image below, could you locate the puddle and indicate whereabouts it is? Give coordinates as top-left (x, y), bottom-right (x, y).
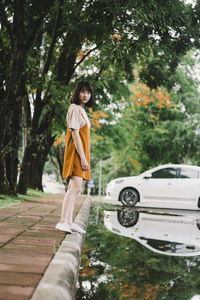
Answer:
top-left (76, 201), bottom-right (200, 299)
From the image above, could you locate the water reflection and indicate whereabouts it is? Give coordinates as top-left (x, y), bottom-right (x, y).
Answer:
top-left (76, 202), bottom-right (200, 300)
top-left (104, 207), bottom-right (200, 256)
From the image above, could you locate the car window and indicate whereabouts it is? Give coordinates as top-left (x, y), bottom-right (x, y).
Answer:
top-left (179, 168), bottom-right (199, 179)
top-left (151, 167), bottom-right (177, 179)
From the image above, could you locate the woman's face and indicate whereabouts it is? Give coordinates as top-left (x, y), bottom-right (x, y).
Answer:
top-left (79, 88), bottom-right (91, 106)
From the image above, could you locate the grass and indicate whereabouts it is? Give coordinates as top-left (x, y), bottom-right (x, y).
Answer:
top-left (90, 195), bottom-right (105, 202)
top-left (0, 189), bottom-right (46, 208)
top-left (52, 240), bottom-right (60, 253)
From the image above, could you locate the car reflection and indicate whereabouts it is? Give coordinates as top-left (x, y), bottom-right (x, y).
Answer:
top-left (104, 207), bottom-right (200, 256)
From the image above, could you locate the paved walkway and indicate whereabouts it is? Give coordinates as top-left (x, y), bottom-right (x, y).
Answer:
top-left (0, 194), bottom-right (86, 300)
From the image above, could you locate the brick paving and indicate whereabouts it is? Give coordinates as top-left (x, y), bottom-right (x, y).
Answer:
top-left (0, 194), bottom-right (86, 300)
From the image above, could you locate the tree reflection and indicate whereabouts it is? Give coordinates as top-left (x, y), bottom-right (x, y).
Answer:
top-left (76, 204), bottom-right (200, 299)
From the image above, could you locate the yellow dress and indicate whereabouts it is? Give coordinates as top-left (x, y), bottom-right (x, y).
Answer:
top-left (62, 123), bottom-right (90, 180)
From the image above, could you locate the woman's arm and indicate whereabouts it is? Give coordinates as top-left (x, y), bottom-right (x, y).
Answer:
top-left (71, 129), bottom-right (88, 170)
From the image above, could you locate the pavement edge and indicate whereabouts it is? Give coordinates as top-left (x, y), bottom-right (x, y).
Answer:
top-left (31, 197), bottom-right (91, 300)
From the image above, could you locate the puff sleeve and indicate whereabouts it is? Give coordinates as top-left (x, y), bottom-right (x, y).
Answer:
top-left (67, 105), bottom-right (80, 132)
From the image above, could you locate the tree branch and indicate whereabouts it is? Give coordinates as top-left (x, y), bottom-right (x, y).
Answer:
top-left (25, 16), bottom-right (45, 51)
top-left (13, 0), bottom-right (25, 45)
top-left (42, 0), bottom-right (63, 75)
top-left (42, 80), bottom-right (52, 105)
top-left (25, 1), bottom-right (54, 51)
top-left (74, 45), bottom-right (98, 70)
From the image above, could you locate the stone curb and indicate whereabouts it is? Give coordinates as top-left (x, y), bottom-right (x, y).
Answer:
top-left (31, 197), bottom-right (91, 300)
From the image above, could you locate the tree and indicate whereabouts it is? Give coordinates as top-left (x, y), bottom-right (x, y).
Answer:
top-left (0, 0), bottom-right (54, 194)
top-left (89, 50), bottom-right (200, 191)
top-left (0, 0), bottom-right (199, 194)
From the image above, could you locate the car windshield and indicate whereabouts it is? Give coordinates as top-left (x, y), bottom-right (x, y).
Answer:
top-left (140, 238), bottom-right (200, 254)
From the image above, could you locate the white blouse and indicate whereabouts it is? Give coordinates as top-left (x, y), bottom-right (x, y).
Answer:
top-left (67, 104), bottom-right (91, 132)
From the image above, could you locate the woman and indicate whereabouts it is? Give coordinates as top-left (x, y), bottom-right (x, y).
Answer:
top-left (56, 81), bottom-right (94, 233)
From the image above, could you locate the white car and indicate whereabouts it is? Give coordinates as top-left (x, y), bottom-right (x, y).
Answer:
top-left (105, 164), bottom-right (200, 210)
top-left (104, 208), bottom-right (200, 256)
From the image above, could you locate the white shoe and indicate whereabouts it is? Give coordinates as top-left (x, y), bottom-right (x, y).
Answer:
top-left (55, 223), bottom-right (72, 233)
top-left (70, 223), bottom-right (86, 234)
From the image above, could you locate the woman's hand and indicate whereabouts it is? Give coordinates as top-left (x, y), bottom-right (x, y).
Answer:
top-left (80, 156), bottom-right (88, 171)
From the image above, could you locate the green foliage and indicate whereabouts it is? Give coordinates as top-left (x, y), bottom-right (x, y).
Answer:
top-left (90, 50), bottom-right (200, 193)
top-left (44, 160), bottom-right (55, 175)
top-left (1, 0), bottom-right (200, 194)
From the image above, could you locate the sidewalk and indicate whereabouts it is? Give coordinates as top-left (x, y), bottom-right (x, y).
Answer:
top-left (0, 194), bottom-right (86, 300)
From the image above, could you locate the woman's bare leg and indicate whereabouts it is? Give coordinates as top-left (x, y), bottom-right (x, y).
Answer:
top-left (59, 176), bottom-right (83, 225)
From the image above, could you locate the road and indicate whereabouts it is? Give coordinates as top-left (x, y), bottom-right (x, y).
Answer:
top-left (42, 174), bottom-right (65, 194)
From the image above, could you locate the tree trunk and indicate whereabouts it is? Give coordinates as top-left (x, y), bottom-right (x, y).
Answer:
top-left (0, 153), bottom-right (10, 194)
top-left (0, 44), bottom-right (26, 194)
top-left (4, 91), bottom-right (24, 194)
top-left (0, 3), bottom-right (28, 194)
top-left (18, 139), bottom-right (54, 193)
top-left (18, 109), bottom-right (55, 194)
top-left (50, 146), bottom-right (68, 192)
top-left (18, 33), bottom-right (80, 194)
top-left (28, 154), bottom-right (46, 192)
top-left (28, 136), bottom-right (55, 191)
top-left (17, 142), bottom-right (35, 194)
top-left (50, 146), bottom-right (65, 179)
top-left (18, 140), bottom-right (50, 193)
top-left (0, 1), bottom-right (54, 194)
top-left (28, 159), bottom-right (45, 191)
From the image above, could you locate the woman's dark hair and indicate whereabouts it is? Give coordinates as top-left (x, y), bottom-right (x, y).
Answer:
top-left (70, 81), bottom-right (95, 107)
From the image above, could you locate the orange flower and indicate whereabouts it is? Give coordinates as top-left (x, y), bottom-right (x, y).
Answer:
top-left (111, 33), bottom-right (121, 40)
top-left (53, 135), bottom-right (66, 147)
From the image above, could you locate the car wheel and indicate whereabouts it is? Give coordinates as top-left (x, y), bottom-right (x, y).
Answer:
top-left (117, 207), bottom-right (139, 227)
top-left (119, 187), bottom-right (139, 207)
top-left (198, 197), bottom-right (200, 208)
top-left (197, 220), bottom-right (200, 231)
